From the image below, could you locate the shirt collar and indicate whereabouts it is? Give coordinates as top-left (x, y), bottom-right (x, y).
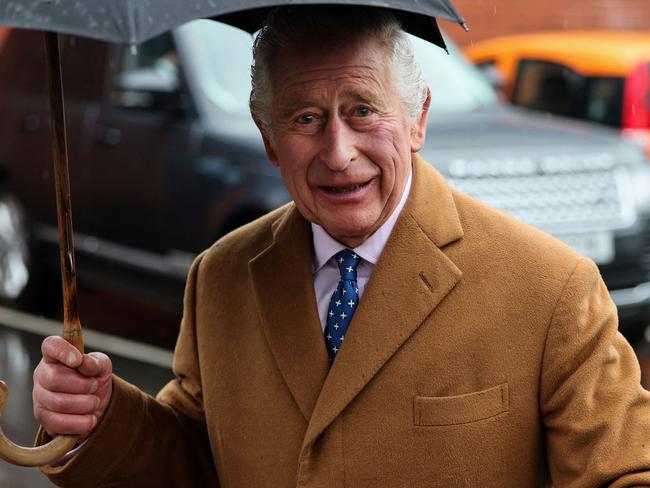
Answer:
top-left (311, 167), bottom-right (413, 272)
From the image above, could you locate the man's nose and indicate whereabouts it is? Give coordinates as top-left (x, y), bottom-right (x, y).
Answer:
top-left (318, 115), bottom-right (357, 171)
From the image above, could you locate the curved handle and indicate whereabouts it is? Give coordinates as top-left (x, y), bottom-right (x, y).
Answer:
top-left (0, 381), bottom-right (79, 466)
top-left (0, 321), bottom-right (84, 467)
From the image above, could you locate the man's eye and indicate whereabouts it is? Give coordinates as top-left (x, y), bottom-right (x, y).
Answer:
top-left (354, 106), bottom-right (371, 117)
top-left (296, 114), bottom-right (315, 124)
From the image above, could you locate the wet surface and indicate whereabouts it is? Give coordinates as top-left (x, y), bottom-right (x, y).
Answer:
top-left (0, 324), bottom-right (174, 487)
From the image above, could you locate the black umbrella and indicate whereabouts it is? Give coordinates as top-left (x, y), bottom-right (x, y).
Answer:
top-left (0, 0), bottom-right (465, 467)
top-left (0, 0), bottom-right (465, 46)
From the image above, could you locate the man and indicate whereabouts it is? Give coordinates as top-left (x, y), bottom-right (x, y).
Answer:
top-left (33, 6), bottom-right (650, 486)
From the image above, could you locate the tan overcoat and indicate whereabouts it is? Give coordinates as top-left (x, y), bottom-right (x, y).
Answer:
top-left (42, 156), bottom-right (650, 487)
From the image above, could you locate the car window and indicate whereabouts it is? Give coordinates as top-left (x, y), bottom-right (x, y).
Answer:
top-left (513, 59), bottom-right (624, 128)
top-left (473, 60), bottom-right (503, 90)
top-left (586, 76), bottom-right (624, 127)
top-left (110, 33), bottom-right (181, 108)
top-left (175, 20), bottom-right (254, 116)
top-left (173, 19), bottom-right (498, 119)
top-left (409, 34), bottom-right (499, 113)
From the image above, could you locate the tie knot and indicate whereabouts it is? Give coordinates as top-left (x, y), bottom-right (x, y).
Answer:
top-left (335, 249), bottom-right (360, 280)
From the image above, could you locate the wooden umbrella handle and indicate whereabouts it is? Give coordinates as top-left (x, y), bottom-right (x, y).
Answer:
top-left (0, 381), bottom-right (79, 466)
top-left (0, 32), bottom-right (84, 467)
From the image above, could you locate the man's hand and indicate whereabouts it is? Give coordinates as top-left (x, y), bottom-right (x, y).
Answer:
top-left (33, 336), bottom-right (113, 436)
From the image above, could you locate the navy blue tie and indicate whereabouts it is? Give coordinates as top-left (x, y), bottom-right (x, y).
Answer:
top-left (324, 249), bottom-right (361, 361)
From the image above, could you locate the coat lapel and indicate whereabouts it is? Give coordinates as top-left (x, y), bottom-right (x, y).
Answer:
top-left (249, 206), bottom-right (330, 422)
top-left (303, 155), bottom-right (465, 449)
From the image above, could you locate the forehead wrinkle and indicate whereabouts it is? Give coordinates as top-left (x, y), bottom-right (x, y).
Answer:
top-left (275, 68), bottom-right (389, 115)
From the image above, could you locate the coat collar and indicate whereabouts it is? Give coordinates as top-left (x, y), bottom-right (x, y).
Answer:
top-left (249, 205), bottom-right (330, 422)
top-left (249, 155), bottom-right (464, 442)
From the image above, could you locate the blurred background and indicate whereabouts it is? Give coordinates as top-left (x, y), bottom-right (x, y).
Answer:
top-left (0, 1), bottom-right (649, 484)
top-left (445, 0), bottom-right (649, 43)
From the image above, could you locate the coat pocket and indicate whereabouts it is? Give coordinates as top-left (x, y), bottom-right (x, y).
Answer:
top-left (413, 382), bottom-right (509, 426)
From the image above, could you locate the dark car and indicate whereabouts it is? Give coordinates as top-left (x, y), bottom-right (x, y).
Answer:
top-left (0, 23), bottom-right (291, 315)
top-left (1, 21), bottom-right (649, 341)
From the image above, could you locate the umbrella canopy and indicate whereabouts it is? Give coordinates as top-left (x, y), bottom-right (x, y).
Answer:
top-left (0, 0), bottom-right (465, 48)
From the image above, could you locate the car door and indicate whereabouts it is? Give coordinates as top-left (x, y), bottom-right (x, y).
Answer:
top-left (0, 31), bottom-right (100, 229)
top-left (79, 33), bottom-right (194, 257)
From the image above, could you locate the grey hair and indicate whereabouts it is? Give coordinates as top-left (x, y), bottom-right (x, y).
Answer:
top-left (249, 6), bottom-right (428, 138)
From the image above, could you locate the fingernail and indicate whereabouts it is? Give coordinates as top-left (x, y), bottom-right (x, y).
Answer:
top-left (89, 380), bottom-right (98, 393)
top-left (66, 352), bottom-right (77, 367)
top-left (91, 415), bottom-right (98, 430)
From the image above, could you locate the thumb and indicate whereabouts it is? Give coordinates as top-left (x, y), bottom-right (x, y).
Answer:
top-left (41, 336), bottom-right (82, 368)
top-left (77, 352), bottom-right (112, 378)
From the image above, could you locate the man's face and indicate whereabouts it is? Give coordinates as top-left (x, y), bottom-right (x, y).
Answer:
top-left (259, 36), bottom-right (429, 247)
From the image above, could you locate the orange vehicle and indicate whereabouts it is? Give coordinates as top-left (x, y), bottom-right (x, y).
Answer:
top-left (465, 32), bottom-right (650, 156)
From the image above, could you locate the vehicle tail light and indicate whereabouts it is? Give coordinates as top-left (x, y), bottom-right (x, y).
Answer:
top-left (622, 61), bottom-right (650, 161)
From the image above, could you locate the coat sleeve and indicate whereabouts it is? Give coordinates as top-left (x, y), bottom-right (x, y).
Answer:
top-left (39, 253), bottom-right (220, 487)
top-left (540, 257), bottom-right (650, 486)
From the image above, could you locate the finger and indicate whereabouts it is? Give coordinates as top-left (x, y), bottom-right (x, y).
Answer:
top-left (34, 383), bottom-right (99, 415)
top-left (41, 336), bottom-right (82, 368)
top-left (35, 407), bottom-right (97, 436)
top-left (34, 363), bottom-right (98, 395)
top-left (77, 352), bottom-right (112, 378)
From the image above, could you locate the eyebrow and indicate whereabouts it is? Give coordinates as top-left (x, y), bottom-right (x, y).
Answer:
top-left (276, 89), bottom-right (388, 121)
top-left (277, 100), bottom-right (317, 121)
top-left (350, 91), bottom-right (387, 111)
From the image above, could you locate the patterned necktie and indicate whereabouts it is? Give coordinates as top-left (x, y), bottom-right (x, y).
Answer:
top-left (324, 248), bottom-right (361, 361)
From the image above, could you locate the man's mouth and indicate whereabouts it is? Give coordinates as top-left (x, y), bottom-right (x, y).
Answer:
top-left (322, 180), bottom-right (372, 194)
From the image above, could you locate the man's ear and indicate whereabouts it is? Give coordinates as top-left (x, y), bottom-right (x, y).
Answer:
top-left (254, 117), bottom-right (279, 167)
top-left (410, 88), bottom-right (431, 152)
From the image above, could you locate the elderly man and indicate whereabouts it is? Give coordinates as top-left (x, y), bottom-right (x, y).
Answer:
top-left (33, 6), bottom-right (650, 487)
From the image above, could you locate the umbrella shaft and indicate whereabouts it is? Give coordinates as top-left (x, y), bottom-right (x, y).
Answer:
top-left (43, 32), bottom-right (83, 353)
